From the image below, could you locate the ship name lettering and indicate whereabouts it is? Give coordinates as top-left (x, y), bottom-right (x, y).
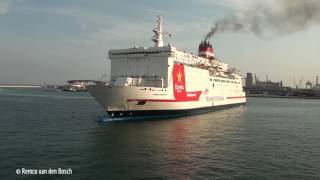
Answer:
top-left (206, 96), bottom-right (224, 101)
top-left (187, 93), bottom-right (196, 97)
top-left (174, 84), bottom-right (185, 91)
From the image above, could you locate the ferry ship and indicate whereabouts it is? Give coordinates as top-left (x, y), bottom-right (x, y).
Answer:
top-left (88, 16), bottom-right (246, 120)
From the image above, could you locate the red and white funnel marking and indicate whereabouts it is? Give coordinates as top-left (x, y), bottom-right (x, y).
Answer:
top-left (198, 41), bottom-right (214, 59)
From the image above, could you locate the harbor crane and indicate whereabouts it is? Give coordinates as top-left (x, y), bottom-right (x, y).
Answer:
top-left (293, 77), bottom-right (303, 89)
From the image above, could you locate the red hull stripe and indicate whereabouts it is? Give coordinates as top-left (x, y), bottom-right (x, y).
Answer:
top-left (127, 99), bottom-right (198, 102)
top-left (227, 96), bottom-right (246, 99)
top-left (128, 95), bottom-right (245, 102)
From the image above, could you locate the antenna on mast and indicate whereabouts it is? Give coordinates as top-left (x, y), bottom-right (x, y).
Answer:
top-left (152, 16), bottom-right (164, 47)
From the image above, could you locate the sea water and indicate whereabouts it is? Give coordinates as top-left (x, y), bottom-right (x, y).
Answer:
top-left (0, 88), bottom-right (319, 179)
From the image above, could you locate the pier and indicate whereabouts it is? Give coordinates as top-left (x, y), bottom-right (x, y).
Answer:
top-left (0, 84), bottom-right (41, 88)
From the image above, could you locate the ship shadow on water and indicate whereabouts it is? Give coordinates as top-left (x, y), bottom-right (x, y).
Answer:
top-left (95, 105), bottom-right (247, 124)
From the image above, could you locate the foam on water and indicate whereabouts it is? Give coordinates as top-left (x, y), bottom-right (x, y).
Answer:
top-left (96, 115), bottom-right (112, 123)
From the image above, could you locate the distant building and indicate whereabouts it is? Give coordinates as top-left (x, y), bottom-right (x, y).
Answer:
top-left (315, 85), bottom-right (320, 97)
top-left (245, 73), bottom-right (282, 88)
top-left (245, 73), bottom-right (253, 88)
top-left (255, 81), bottom-right (282, 89)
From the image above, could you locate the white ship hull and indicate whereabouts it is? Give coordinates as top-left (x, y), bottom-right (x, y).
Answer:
top-left (88, 63), bottom-right (246, 119)
top-left (88, 16), bottom-right (246, 120)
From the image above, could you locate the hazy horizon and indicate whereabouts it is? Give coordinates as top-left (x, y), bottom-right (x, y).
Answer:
top-left (1, 0), bottom-right (320, 87)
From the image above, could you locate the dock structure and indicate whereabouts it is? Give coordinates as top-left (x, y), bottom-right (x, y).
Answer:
top-left (244, 73), bottom-right (320, 98)
top-left (0, 84), bottom-right (41, 88)
top-left (245, 86), bottom-right (316, 97)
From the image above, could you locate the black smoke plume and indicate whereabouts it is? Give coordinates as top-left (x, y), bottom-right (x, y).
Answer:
top-left (205, 0), bottom-right (320, 40)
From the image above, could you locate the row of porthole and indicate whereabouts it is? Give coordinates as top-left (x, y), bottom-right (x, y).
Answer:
top-left (111, 51), bottom-right (169, 55)
top-left (212, 83), bottom-right (241, 90)
top-left (211, 79), bottom-right (241, 84)
top-left (111, 112), bottom-right (134, 117)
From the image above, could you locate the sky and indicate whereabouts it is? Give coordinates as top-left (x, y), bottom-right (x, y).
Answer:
top-left (0, 0), bottom-right (320, 87)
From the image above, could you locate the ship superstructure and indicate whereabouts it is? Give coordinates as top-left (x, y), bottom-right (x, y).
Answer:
top-left (88, 16), bottom-right (246, 120)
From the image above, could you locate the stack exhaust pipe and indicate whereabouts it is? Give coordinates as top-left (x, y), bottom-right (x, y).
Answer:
top-left (198, 40), bottom-right (214, 59)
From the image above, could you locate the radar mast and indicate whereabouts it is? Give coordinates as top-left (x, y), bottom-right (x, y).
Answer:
top-left (152, 16), bottom-right (164, 47)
